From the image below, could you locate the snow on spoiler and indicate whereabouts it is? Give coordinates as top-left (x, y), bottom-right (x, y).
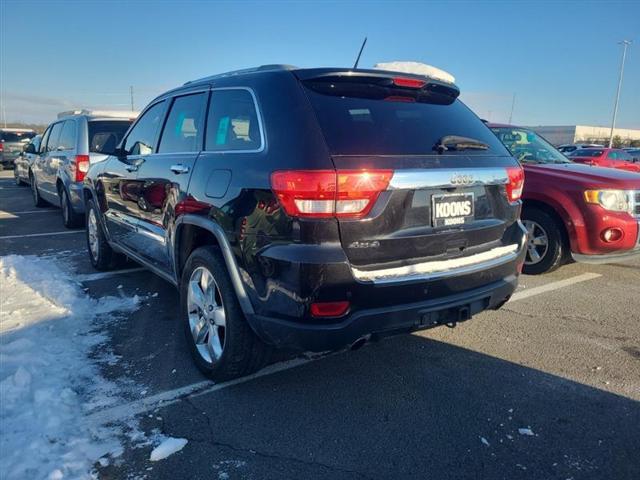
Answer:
top-left (374, 62), bottom-right (456, 85)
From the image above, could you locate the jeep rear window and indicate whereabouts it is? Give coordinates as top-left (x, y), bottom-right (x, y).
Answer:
top-left (88, 120), bottom-right (132, 154)
top-left (303, 83), bottom-right (508, 156)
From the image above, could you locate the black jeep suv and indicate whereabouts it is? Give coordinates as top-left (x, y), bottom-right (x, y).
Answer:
top-left (83, 65), bottom-right (527, 381)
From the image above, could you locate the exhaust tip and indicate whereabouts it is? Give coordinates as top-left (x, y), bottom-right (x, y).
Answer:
top-left (350, 335), bottom-right (370, 351)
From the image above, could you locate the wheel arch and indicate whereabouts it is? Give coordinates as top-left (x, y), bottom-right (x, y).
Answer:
top-left (522, 199), bottom-right (571, 252)
top-left (174, 215), bottom-right (255, 315)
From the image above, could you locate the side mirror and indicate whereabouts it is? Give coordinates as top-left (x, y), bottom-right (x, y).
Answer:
top-left (24, 143), bottom-right (36, 154)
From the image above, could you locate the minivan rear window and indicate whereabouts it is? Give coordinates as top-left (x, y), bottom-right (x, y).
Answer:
top-left (88, 120), bottom-right (133, 154)
top-left (303, 87), bottom-right (508, 156)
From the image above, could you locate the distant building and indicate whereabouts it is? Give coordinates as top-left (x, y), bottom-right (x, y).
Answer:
top-left (525, 125), bottom-right (640, 146)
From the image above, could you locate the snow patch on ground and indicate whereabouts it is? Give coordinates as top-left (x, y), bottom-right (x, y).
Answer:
top-left (149, 437), bottom-right (188, 461)
top-left (0, 255), bottom-right (141, 480)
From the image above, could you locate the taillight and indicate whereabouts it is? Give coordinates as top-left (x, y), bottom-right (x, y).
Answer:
top-left (72, 155), bottom-right (90, 182)
top-left (0, 142), bottom-right (4, 152)
top-left (310, 301), bottom-right (350, 318)
top-left (392, 77), bottom-right (426, 89)
top-left (270, 169), bottom-right (393, 219)
top-left (505, 166), bottom-right (524, 202)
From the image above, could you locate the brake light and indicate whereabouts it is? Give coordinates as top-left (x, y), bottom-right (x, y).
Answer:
top-left (310, 301), bottom-right (350, 318)
top-left (72, 155), bottom-right (90, 182)
top-left (0, 142), bottom-right (4, 152)
top-left (392, 77), bottom-right (426, 89)
top-left (505, 166), bottom-right (524, 202)
top-left (270, 170), bottom-right (393, 218)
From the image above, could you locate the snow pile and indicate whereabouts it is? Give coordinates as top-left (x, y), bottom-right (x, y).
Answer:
top-left (374, 61), bottom-right (456, 84)
top-left (0, 255), bottom-right (140, 480)
top-left (149, 437), bottom-right (188, 461)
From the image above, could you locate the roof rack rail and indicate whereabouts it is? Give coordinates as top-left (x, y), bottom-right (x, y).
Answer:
top-left (57, 109), bottom-right (139, 119)
top-left (184, 64), bottom-right (297, 85)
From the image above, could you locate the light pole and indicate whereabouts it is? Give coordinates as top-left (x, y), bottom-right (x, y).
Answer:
top-left (608, 40), bottom-right (632, 148)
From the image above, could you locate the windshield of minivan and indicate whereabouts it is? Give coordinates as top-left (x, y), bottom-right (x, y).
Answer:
top-left (303, 88), bottom-right (508, 156)
top-left (491, 127), bottom-right (571, 164)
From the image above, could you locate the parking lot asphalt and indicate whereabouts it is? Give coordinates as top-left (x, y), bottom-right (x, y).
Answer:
top-left (1, 170), bottom-right (639, 480)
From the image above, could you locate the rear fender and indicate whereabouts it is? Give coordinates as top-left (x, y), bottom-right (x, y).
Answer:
top-left (173, 215), bottom-right (255, 316)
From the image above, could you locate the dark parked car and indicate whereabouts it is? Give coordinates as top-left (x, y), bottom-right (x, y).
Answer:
top-left (0, 128), bottom-right (36, 169)
top-left (490, 124), bottom-right (640, 274)
top-left (83, 65), bottom-right (527, 380)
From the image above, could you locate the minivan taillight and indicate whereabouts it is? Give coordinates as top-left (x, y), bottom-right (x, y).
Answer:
top-left (270, 170), bottom-right (393, 219)
top-left (73, 155), bottom-right (90, 182)
top-left (505, 166), bottom-right (524, 202)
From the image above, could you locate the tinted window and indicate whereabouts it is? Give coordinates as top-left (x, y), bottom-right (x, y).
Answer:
top-left (607, 150), bottom-right (633, 161)
top-left (88, 120), bottom-right (132, 154)
top-left (304, 88), bottom-right (507, 156)
top-left (40, 128), bottom-right (51, 153)
top-left (124, 101), bottom-right (165, 155)
top-left (46, 122), bottom-right (64, 152)
top-left (57, 120), bottom-right (77, 151)
top-left (31, 135), bottom-right (42, 152)
top-left (205, 89), bottom-right (262, 151)
top-left (158, 93), bottom-right (206, 153)
top-left (570, 149), bottom-right (603, 157)
top-left (1, 131), bottom-right (36, 142)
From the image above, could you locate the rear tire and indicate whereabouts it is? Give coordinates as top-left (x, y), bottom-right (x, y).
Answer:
top-left (60, 187), bottom-right (83, 228)
top-left (86, 199), bottom-right (117, 270)
top-left (30, 172), bottom-right (47, 207)
top-left (522, 207), bottom-right (566, 275)
top-left (180, 246), bottom-right (270, 381)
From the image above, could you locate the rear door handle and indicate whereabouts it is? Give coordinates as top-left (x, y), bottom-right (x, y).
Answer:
top-left (170, 164), bottom-right (190, 174)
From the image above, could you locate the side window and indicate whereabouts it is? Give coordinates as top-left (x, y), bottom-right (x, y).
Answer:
top-left (46, 122), bottom-right (64, 153)
top-left (158, 93), bottom-right (207, 153)
top-left (205, 89), bottom-right (262, 151)
top-left (57, 120), bottom-right (77, 151)
top-left (124, 101), bottom-right (165, 155)
top-left (40, 127), bottom-right (52, 153)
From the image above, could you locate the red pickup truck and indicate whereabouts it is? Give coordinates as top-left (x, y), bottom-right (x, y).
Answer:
top-left (489, 124), bottom-right (640, 274)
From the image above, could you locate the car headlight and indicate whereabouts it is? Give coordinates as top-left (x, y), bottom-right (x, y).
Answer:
top-left (584, 190), bottom-right (631, 212)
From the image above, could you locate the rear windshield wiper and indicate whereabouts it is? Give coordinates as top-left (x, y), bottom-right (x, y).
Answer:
top-left (434, 135), bottom-right (489, 154)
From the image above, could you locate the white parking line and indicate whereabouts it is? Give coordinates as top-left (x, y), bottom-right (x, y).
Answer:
top-left (0, 209), bottom-right (58, 219)
top-left (82, 271), bottom-right (605, 426)
top-left (77, 268), bottom-right (147, 282)
top-left (0, 230), bottom-right (84, 240)
top-left (509, 272), bottom-right (602, 302)
top-left (87, 357), bottom-right (312, 424)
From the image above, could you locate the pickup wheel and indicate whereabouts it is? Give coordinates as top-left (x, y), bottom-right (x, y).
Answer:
top-left (521, 207), bottom-right (566, 275)
top-left (180, 246), bottom-right (270, 381)
top-left (60, 187), bottom-right (83, 228)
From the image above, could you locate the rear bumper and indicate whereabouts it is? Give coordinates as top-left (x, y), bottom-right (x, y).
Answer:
top-left (249, 275), bottom-right (518, 351)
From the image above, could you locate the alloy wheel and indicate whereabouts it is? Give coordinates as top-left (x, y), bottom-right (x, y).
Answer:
top-left (87, 208), bottom-right (99, 260)
top-left (187, 266), bottom-right (226, 365)
top-left (523, 219), bottom-right (549, 265)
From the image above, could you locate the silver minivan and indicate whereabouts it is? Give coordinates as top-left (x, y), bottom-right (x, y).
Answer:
top-left (31, 110), bottom-right (137, 227)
